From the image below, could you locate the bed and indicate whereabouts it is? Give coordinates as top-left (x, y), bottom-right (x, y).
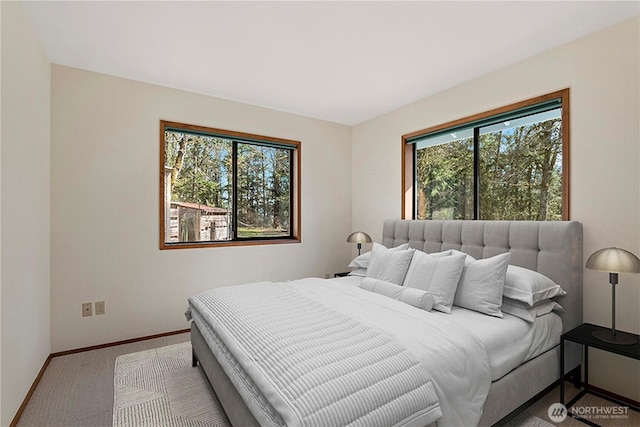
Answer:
top-left (187, 219), bottom-right (583, 426)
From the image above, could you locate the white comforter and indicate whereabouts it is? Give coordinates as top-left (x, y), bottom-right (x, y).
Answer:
top-left (188, 276), bottom-right (491, 427)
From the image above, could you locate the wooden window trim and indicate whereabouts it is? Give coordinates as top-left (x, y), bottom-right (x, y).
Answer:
top-left (159, 120), bottom-right (301, 250)
top-left (402, 89), bottom-right (570, 220)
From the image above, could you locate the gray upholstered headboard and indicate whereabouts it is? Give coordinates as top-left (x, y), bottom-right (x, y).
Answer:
top-left (382, 219), bottom-right (583, 334)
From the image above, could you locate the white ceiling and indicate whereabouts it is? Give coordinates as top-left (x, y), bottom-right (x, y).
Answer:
top-left (21, 1), bottom-right (639, 125)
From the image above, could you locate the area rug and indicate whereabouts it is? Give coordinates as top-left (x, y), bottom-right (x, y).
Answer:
top-left (503, 411), bottom-right (556, 427)
top-left (113, 342), bottom-right (231, 427)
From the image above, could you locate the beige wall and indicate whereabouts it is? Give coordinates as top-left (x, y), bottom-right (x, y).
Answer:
top-left (0, 2), bottom-right (52, 424)
top-left (50, 65), bottom-right (353, 352)
top-left (2, 5), bottom-right (638, 421)
top-left (352, 17), bottom-right (640, 400)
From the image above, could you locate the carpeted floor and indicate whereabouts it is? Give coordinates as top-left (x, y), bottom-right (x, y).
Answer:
top-left (17, 333), bottom-right (192, 427)
top-left (16, 333), bottom-right (639, 427)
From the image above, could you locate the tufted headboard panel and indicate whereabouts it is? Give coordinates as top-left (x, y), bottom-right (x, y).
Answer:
top-left (382, 219), bottom-right (583, 335)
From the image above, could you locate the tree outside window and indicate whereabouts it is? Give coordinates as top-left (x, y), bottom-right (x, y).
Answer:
top-left (403, 89), bottom-right (569, 221)
top-left (160, 121), bottom-right (300, 249)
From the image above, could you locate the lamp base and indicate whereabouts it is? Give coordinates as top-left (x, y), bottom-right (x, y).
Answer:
top-left (592, 329), bottom-right (638, 345)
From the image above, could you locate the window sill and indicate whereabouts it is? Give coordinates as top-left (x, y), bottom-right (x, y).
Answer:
top-left (160, 238), bottom-right (301, 250)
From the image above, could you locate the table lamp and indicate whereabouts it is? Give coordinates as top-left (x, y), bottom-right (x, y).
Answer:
top-left (347, 231), bottom-right (372, 256)
top-left (586, 247), bottom-right (640, 345)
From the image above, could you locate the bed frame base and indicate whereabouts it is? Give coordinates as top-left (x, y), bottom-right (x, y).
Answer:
top-left (191, 322), bottom-right (260, 427)
top-left (191, 321), bottom-right (570, 427)
top-left (480, 345), bottom-right (560, 425)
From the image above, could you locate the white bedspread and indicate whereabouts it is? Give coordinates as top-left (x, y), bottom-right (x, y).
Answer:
top-left (447, 306), bottom-right (562, 380)
top-left (188, 277), bottom-right (492, 427)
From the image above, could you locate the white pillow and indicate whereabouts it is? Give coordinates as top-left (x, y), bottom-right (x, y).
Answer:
top-left (348, 251), bottom-right (371, 268)
top-left (348, 243), bottom-right (409, 268)
top-left (503, 265), bottom-right (566, 306)
top-left (453, 251), bottom-right (511, 318)
top-left (501, 298), bottom-right (564, 322)
top-left (360, 278), bottom-right (433, 311)
top-left (366, 243), bottom-right (415, 285)
top-left (403, 250), bottom-right (466, 313)
top-left (430, 249), bottom-right (453, 258)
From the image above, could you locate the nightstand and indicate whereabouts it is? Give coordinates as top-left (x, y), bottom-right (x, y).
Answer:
top-left (561, 323), bottom-right (640, 425)
top-left (334, 272), bottom-right (350, 277)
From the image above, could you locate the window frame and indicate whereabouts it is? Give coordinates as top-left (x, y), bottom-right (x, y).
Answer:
top-left (159, 120), bottom-right (301, 250)
top-left (401, 89), bottom-right (570, 220)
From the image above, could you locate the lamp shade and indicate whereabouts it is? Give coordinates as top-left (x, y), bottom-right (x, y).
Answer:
top-left (586, 247), bottom-right (640, 273)
top-left (346, 231), bottom-right (372, 244)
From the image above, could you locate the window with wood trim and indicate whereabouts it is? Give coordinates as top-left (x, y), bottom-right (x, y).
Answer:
top-left (160, 121), bottom-right (301, 249)
top-left (402, 89), bottom-right (569, 220)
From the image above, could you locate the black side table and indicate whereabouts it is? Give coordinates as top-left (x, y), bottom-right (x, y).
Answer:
top-left (561, 323), bottom-right (640, 426)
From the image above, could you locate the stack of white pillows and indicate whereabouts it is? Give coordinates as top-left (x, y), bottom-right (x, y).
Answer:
top-left (349, 243), bottom-right (565, 322)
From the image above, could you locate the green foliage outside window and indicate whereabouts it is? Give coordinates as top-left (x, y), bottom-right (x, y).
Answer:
top-left (165, 132), bottom-right (233, 211)
top-left (478, 119), bottom-right (562, 221)
top-left (416, 138), bottom-right (473, 220)
top-left (416, 115), bottom-right (562, 221)
top-left (162, 125), bottom-right (295, 246)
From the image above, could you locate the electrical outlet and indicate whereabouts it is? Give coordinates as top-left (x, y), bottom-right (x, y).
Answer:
top-left (95, 301), bottom-right (105, 315)
top-left (82, 302), bottom-right (93, 317)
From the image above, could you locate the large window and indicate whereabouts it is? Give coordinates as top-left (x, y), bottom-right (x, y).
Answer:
top-left (402, 89), bottom-right (569, 221)
top-left (160, 121), bottom-right (301, 249)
